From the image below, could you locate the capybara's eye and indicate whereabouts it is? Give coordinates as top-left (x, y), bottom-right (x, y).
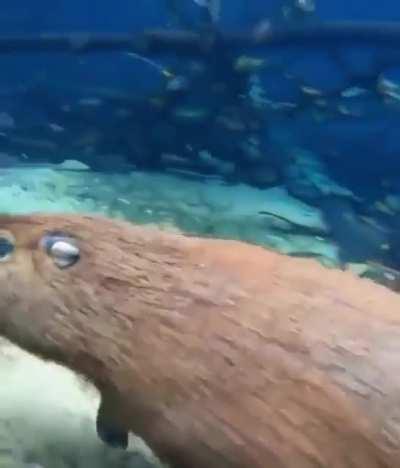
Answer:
top-left (0, 236), bottom-right (14, 262)
top-left (40, 232), bottom-right (80, 269)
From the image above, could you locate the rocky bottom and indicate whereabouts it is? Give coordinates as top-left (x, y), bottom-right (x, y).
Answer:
top-left (0, 162), bottom-right (397, 285)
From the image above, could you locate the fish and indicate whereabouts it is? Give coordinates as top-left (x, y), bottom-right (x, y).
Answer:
top-left (0, 213), bottom-right (400, 467)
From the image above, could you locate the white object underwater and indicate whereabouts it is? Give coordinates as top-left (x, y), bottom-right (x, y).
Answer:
top-left (0, 338), bottom-right (161, 468)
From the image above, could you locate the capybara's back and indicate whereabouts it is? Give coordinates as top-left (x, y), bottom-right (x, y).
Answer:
top-left (0, 213), bottom-right (398, 467)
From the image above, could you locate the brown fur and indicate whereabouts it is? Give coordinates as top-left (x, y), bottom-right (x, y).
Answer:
top-left (0, 213), bottom-right (400, 467)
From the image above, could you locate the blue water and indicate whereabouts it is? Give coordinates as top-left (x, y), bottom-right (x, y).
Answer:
top-left (0, 0), bottom-right (400, 284)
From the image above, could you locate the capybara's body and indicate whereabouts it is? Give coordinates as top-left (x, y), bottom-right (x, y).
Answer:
top-left (0, 214), bottom-right (400, 467)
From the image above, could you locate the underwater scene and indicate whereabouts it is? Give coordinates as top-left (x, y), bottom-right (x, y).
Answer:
top-left (2, 1), bottom-right (400, 467)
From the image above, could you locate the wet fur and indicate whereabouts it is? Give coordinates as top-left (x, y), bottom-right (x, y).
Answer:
top-left (0, 213), bottom-right (400, 467)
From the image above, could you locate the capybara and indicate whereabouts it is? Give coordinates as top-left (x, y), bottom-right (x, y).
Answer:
top-left (0, 213), bottom-right (400, 468)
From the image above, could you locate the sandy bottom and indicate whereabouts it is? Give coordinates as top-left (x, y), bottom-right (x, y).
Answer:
top-left (0, 338), bottom-right (161, 468)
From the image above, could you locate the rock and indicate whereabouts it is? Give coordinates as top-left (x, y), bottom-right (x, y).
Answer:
top-left (58, 159), bottom-right (90, 171)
